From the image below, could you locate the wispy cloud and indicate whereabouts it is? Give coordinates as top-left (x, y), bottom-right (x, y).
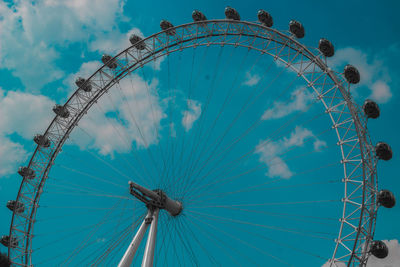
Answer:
top-left (243, 71), bottom-right (261, 86)
top-left (261, 87), bottom-right (314, 120)
top-left (255, 126), bottom-right (326, 179)
top-left (96, 237), bottom-right (106, 243)
top-left (329, 47), bottom-right (393, 104)
top-left (182, 99), bottom-right (202, 132)
top-left (256, 140), bottom-right (293, 178)
top-left (169, 122), bottom-right (177, 137)
top-left (370, 81), bottom-right (392, 104)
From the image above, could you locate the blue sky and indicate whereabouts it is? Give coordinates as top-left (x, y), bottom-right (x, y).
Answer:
top-left (0, 0), bottom-right (400, 266)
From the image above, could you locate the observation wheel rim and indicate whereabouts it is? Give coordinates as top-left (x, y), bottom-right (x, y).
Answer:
top-left (8, 19), bottom-right (377, 267)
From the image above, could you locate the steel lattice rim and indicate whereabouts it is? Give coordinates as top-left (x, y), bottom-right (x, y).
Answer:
top-left (7, 19), bottom-right (378, 267)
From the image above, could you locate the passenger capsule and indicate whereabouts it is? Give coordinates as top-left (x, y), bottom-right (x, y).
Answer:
top-left (0, 236), bottom-right (18, 248)
top-left (378, 190), bottom-right (396, 208)
top-left (18, 167), bottom-right (35, 179)
top-left (53, 104), bottom-right (70, 118)
top-left (370, 240), bottom-right (389, 259)
top-left (34, 134), bottom-right (50, 148)
top-left (257, 10), bottom-right (273, 27)
top-left (363, 99), bottom-right (380, 119)
top-left (318, 38), bottom-right (334, 57)
top-left (192, 10), bottom-right (207, 22)
top-left (6, 200), bottom-right (25, 213)
top-left (129, 34), bottom-right (146, 50)
top-left (75, 77), bottom-right (92, 92)
top-left (160, 20), bottom-right (176, 35)
top-left (101, 54), bottom-right (117, 69)
top-left (289, 20), bottom-right (305, 38)
top-left (225, 7), bottom-right (240, 21)
top-left (344, 64), bottom-right (360, 84)
top-left (375, 142), bottom-right (393, 161)
top-left (0, 252), bottom-right (10, 266)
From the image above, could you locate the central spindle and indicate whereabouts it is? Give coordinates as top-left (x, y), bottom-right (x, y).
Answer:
top-left (128, 181), bottom-right (183, 216)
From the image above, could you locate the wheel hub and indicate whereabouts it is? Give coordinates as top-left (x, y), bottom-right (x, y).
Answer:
top-left (128, 181), bottom-right (183, 216)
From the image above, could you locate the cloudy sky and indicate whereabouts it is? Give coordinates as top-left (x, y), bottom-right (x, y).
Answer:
top-left (0, 0), bottom-right (399, 266)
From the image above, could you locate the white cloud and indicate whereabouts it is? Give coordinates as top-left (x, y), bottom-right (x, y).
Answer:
top-left (321, 239), bottom-right (400, 267)
top-left (88, 27), bottom-right (166, 71)
top-left (0, 88), bottom-right (55, 176)
top-left (0, 135), bottom-right (28, 177)
top-left (261, 87), bottom-right (314, 120)
top-left (282, 126), bottom-right (314, 147)
top-left (313, 139), bottom-right (327, 152)
top-left (68, 74), bottom-right (166, 156)
top-left (71, 106), bottom-right (129, 157)
top-left (370, 81), bottom-right (392, 104)
top-left (328, 47), bottom-right (392, 104)
top-left (256, 141), bottom-right (293, 178)
top-left (89, 28), bottom-right (143, 54)
top-left (243, 71), bottom-right (261, 86)
top-left (20, 0), bottom-right (124, 43)
top-left (0, 88), bottom-right (55, 139)
top-left (63, 61), bottom-right (102, 96)
top-left (96, 237), bottom-right (106, 243)
top-left (367, 239), bottom-right (400, 267)
top-left (182, 99), bottom-right (202, 132)
top-left (169, 122), bottom-right (177, 138)
top-left (255, 126), bottom-right (326, 179)
top-left (0, 0), bottom-right (126, 91)
top-left (151, 55), bottom-right (166, 71)
top-left (118, 76), bottom-right (165, 146)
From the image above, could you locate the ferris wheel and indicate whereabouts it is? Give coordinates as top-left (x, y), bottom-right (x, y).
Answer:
top-left (2, 7), bottom-right (396, 267)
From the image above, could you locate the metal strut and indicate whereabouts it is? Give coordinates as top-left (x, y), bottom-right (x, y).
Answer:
top-left (118, 181), bottom-right (182, 267)
top-left (142, 209), bottom-right (159, 267)
top-left (117, 210), bottom-right (154, 267)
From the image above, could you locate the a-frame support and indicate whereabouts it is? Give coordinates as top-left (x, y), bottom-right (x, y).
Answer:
top-left (118, 181), bottom-right (181, 266)
top-left (118, 208), bottom-right (159, 267)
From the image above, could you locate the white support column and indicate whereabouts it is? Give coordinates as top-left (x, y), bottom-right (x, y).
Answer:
top-left (142, 208), bottom-right (159, 267)
top-left (118, 210), bottom-right (152, 267)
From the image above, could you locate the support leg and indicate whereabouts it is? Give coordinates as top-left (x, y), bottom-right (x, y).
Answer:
top-left (142, 208), bottom-right (159, 267)
top-left (118, 210), bottom-right (152, 267)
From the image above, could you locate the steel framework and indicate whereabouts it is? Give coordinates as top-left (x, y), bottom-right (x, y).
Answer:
top-left (7, 19), bottom-right (378, 266)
